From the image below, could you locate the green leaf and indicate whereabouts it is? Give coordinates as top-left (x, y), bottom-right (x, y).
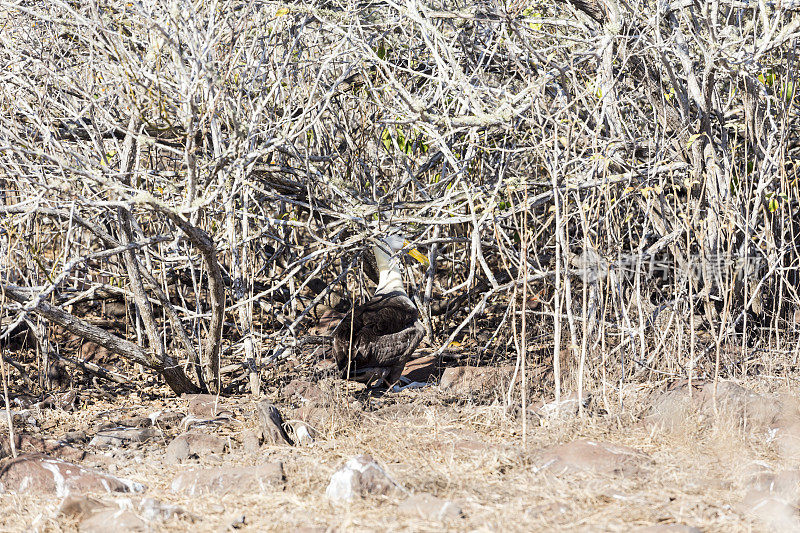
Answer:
top-left (381, 129), bottom-right (393, 152)
top-left (769, 197), bottom-right (779, 212)
top-left (523, 9), bottom-right (543, 30)
top-left (396, 129), bottom-right (407, 153)
top-left (759, 69), bottom-right (775, 87)
top-left (781, 80), bottom-right (795, 105)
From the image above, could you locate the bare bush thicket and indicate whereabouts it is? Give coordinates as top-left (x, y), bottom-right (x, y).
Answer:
top-left (0, 0), bottom-right (798, 402)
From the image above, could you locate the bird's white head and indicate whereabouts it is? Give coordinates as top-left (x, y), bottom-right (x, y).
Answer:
top-left (372, 232), bottom-right (405, 294)
top-left (381, 233), bottom-right (406, 253)
top-left (371, 229), bottom-right (428, 295)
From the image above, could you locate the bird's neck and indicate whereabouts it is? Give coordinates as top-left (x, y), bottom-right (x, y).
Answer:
top-left (373, 244), bottom-right (405, 295)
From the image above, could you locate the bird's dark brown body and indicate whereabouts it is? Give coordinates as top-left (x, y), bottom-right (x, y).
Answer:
top-left (332, 290), bottom-right (425, 386)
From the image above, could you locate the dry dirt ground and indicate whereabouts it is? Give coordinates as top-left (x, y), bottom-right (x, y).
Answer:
top-left (1, 366), bottom-right (800, 532)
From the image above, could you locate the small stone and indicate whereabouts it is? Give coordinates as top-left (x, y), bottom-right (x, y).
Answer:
top-left (293, 406), bottom-right (335, 429)
top-left (241, 431), bottom-right (262, 454)
top-left (644, 380), bottom-right (781, 431)
top-left (148, 411), bottom-right (184, 429)
top-left (2, 434), bottom-right (86, 462)
top-left (398, 493), bottom-right (463, 520)
top-left (138, 497), bottom-right (192, 521)
top-left (737, 491), bottom-right (800, 529)
top-left (0, 453), bottom-right (145, 496)
top-left (315, 358), bottom-right (338, 373)
top-left (326, 454), bottom-right (401, 502)
top-left (737, 468), bottom-right (800, 528)
top-left (57, 494), bottom-right (109, 520)
top-left (78, 509), bottom-right (147, 533)
top-left (63, 431), bottom-right (88, 444)
top-left (536, 439), bottom-right (652, 478)
top-left (89, 427), bottom-right (164, 448)
top-left (439, 366), bottom-right (513, 395)
top-left (171, 462), bottom-right (285, 495)
top-left (41, 390), bottom-right (78, 411)
top-left (118, 416), bottom-right (152, 428)
top-left (281, 379), bottom-right (326, 405)
top-left (164, 432), bottom-right (227, 463)
top-left (185, 394), bottom-right (234, 419)
top-left (748, 470), bottom-right (800, 496)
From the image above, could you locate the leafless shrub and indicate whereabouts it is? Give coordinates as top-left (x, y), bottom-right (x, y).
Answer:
top-left (0, 0), bottom-right (797, 401)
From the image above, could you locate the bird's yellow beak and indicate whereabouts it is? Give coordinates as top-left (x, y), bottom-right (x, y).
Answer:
top-left (404, 241), bottom-right (430, 267)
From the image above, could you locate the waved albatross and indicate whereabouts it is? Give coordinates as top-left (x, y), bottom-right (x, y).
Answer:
top-left (333, 234), bottom-right (428, 387)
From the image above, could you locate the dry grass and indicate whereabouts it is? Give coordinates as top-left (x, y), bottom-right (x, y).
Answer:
top-left (2, 374), bottom-right (796, 532)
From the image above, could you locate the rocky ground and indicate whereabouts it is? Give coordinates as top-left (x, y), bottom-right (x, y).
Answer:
top-left (1, 359), bottom-right (800, 532)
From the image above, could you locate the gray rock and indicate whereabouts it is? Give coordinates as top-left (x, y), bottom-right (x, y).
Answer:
top-left (78, 509), bottom-right (147, 533)
top-left (439, 366), bottom-right (513, 395)
top-left (63, 430), bottom-right (88, 444)
top-left (164, 432), bottom-right (227, 463)
top-left (2, 434), bottom-right (87, 462)
top-left (326, 454), bottom-right (402, 502)
top-left (644, 380), bottom-right (781, 431)
top-left (737, 468), bottom-right (800, 529)
top-left (58, 494), bottom-right (192, 526)
top-left (748, 470), bottom-right (800, 496)
top-left (89, 427), bottom-right (164, 448)
top-left (148, 410), bottom-right (184, 429)
top-left (293, 406), bottom-right (337, 429)
top-left (118, 416), bottom-right (152, 428)
top-left (241, 430), bottom-right (262, 454)
top-left (57, 494), bottom-right (110, 519)
top-left (737, 491), bottom-right (800, 529)
top-left (0, 453), bottom-right (145, 496)
top-left (138, 497), bottom-right (192, 521)
top-left (185, 394), bottom-right (234, 418)
top-left (171, 462), bottom-right (285, 495)
top-left (535, 439), bottom-right (652, 478)
top-left (281, 379), bottom-right (327, 405)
